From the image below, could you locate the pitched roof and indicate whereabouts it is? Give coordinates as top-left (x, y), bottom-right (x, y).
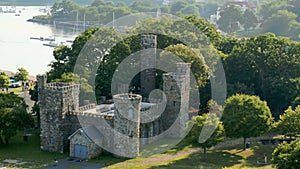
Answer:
top-left (68, 125), bottom-right (103, 143)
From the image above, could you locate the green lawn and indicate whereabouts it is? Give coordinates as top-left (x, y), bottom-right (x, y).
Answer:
top-left (0, 132), bottom-right (276, 169)
top-left (0, 130), bottom-right (67, 169)
top-left (104, 137), bottom-right (275, 169)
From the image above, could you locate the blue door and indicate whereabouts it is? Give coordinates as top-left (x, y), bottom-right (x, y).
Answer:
top-left (74, 144), bottom-right (88, 159)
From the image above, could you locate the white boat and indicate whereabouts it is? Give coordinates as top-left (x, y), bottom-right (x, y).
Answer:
top-left (43, 41), bottom-right (60, 48)
top-left (43, 41), bottom-right (66, 48)
top-left (30, 36), bottom-right (55, 41)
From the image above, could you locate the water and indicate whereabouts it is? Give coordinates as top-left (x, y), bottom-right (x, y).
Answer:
top-left (0, 6), bottom-right (78, 76)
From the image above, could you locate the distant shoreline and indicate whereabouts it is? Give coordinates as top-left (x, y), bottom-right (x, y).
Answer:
top-left (0, 69), bottom-right (36, 81)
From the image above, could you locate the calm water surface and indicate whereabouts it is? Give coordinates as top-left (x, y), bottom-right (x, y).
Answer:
top-left (0, 6), bottom-right (78, 75)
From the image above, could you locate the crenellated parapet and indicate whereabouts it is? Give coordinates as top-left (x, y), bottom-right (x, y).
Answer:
top-left (44, 82), bottom-right (80, 92)
top-left (79, 104), bottom-right (96, 112)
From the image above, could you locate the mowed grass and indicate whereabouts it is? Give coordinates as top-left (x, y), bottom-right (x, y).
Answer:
top-left (0, 132), bottom-right (276, 169)
top-left (0, 130), bottom-right (67, 169)
top-left (104, 137), bottom-right (276, 169)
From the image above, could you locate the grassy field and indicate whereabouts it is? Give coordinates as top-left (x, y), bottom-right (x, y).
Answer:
top-left (0, 131), bottom-right (276, 169)
top-left (104, 137), bottom-right (275, 169)
top-left (0, 130), bottom-right (67, 169)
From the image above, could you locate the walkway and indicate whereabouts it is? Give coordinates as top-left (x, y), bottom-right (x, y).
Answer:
top-left (45, 158), bottom-right (104, 169)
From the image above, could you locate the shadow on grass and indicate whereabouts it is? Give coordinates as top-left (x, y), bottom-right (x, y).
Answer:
top-left (242, 143), bottom-right (276, 168)
top-left (148, 149), bottom-right (243, 169)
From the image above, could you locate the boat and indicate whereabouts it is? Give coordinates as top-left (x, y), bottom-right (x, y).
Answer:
top-left (43, 41), bottom-right (60, 48)
top-left (43, 41), bottom-right (66, 48)
top-left (44, 37), bottom-right (55, 41)
top-left (30, 36), bottom-right (55, 41)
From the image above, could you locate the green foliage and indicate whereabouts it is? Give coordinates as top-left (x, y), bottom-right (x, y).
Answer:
top-left (0, 93), bottom-right (34, 144)
top-left (217, 5), bottom-right (244, 34)
top-left (275, 106), bottom-right (300, 137)
top-left (222, 94), bottom-right (273, 149)
top-left (187, 113), bottom-right (225, 156)
top-left (242, 9), bottom-right (258, 31)
top-left (271, 139), bottom-right (300, 169)
top-left (258, 0), bottom-right (300, 41)
top-left (54, 73), bottom-right (93, 105)
top-left (14, 67), bottom-right (29, 82)
top-left (223, 33), bottom-right (300, 116)
top-left (261, 10), bottom-right (298, 38)
top-left (0, 72), bottom-right (10, 88)
top-left (161, 44), bottom-right (208, 87)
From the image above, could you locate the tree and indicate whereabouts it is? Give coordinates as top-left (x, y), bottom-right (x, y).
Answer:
top-left (222, 94), bottom-right (273, 150)
top-left (170, 0), bottom-right (188, 15)
top-left (217, 5), bottom-right (243, 34)
top-left (160, 44), bottom-right (208, 87)
top-left (187, 113), bottom-right (225, 158)
top-left (0, 93), bottom-right (33, 144)
top-left (261, 10), bottom-right (298, 37)
top-left (271, 139), bottom-right (300, 169)
top-left (242, 9), bottom-right (258, 31)
top-left (223, 33), bottom-right (300, 117)
top-left (14, 67), bottom-right (29, 82)
top-left (51, 0), bottom-right (80, 19)
top-left (275, 106), bottom-right (300, 138)
top-left (0, 72), bottom-right (10, 88)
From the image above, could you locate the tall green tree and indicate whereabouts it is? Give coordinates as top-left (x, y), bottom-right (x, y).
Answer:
top-left (0, 93), bottom-right (33, 144)
top-left (222, 94), bottom-right (273, 150)
top-left (0, 72), bottom-right (10, 88)
top-left (187, 113), bottom-right (225, 158)
top-left (217, 5), bottom-right (243, 34)
top-left (242, 9), bottom-right (258, 31)
top-left (223, 33), bottom-right (300, 117)
top-left (14, 67), bottom-right (29, 82)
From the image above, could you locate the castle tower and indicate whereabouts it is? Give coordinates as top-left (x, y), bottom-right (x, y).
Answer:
top-left (113, 94), bottom-right (142, 158)
top-left (37, 75), bottom-right (80, 153)
top-left (162, 63), bottom-right (191, 137)
top-left (140, 34), bottom-right (157, 99)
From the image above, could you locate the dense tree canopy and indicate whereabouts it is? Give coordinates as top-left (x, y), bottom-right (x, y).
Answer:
top-left (271, 139), bottom-right (300, 169)
top-left (275, 106), bottom-right (300, 137)
top-left (223, 33), bottom-right (300, 117)
top-left (217, 5), bottom-right (243, 34)
top-left (0, 93), bottom-right (34, 144)
top-left (222, 94), bottom-right (273, 150)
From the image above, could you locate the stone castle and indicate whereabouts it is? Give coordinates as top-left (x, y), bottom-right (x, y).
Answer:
top-left (37, 35), bottom-right (191, 158)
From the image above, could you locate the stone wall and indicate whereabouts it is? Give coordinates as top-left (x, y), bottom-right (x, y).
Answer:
top-left (38, 75), bottom-right (81, 153)
top-left (69, 130), bottom-right (102, 159)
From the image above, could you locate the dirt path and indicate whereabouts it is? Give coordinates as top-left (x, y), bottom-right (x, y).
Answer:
top-left (18, 90), bottom-right (34, 112)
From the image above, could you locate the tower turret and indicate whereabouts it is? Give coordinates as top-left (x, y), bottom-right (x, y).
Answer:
top-left (162, 62), bottom-right (191, 137)
top-left (113, 94), bottom-right (142, 158)
top-left (140, 34), bottom-right (157, 99)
